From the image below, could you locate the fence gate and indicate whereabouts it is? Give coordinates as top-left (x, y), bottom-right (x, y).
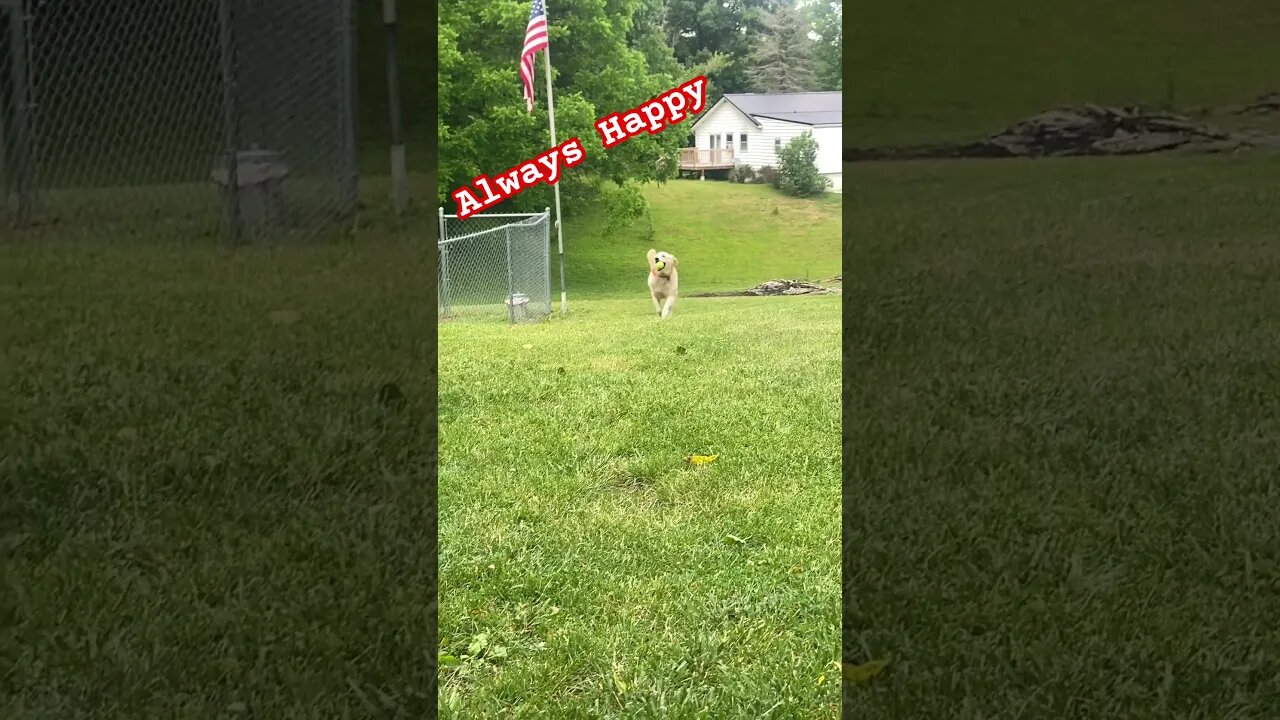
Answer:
top-left (0, 0), bottom-right (357, 239)
top-left (438, 209), bottom-right (553, 324)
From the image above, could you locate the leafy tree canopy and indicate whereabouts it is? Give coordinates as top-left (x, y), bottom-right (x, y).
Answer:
top-left (438, 0), bottom-right (840, 214)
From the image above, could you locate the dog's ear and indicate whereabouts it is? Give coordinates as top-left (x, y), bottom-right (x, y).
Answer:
top-left (669, 254), bottom-right (678, 268)
top-left (646, 248), bottom-right (657, 264)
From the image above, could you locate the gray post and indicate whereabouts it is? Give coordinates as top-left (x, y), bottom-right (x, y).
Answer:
top-left (382, 0), bottom-right (408, 214)
top-left (9, 0), bottom-right (34, 226)
top-left (505, 226), bottom-right (516, 325)
top-left (218, 0), bottom-right (242, 244)
top-left (543, 209), bottom-right (553, 317)
top-left (0, 16), bottom-right (8, 213)
top-left (0, 0), bottom-right (7, 210)
top-left (337, 0), bottom-right (358, 214)
top-left (439, 246), bottom-right (450, 319)
top-left (438, 207), bottom-right (449, 318)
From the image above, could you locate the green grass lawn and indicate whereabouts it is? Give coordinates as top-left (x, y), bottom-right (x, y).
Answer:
top-left (844, 153), bottom-right (1280, 716)
top-left (2, 176), bottom-right (439, 718)
top-left (848, 0), bottom-right (1280, 146)
top-left (438, 181), bottom-right (842, 717)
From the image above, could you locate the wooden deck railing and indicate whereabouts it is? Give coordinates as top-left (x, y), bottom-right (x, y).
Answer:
top-left (679, 147), bottom-right (734, 169)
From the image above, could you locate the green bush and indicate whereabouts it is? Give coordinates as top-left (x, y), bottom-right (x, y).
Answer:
top-left (757, 165), bottom-right (781, 187)
top-left (776, 133), bottom-right (830, 197)
top-left (601, 181), bottom-right (653, 240)
top-left (730, 164), bottom-right (757, 184)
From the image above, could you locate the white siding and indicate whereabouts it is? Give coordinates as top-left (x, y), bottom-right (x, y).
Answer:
top-left (692, 101), bottom-right (757, 159)
top-left (808, 126), bottom-right (843, 175)
top-left (731, 127), bottom-right (778, 169)
top-left (692, 99), bottom-right (843, 192)
top-left (746, 118), bottom-right (802, 169)
top-left (732, 117), bottom-right (840, 172)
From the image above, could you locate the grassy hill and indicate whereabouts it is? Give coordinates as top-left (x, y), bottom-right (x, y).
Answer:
top-left (847, 0), bottom-right (1280, 145)
top-left (560, 180), bottom-right (842, 298)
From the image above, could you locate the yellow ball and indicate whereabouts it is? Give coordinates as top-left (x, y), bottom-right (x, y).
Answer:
top-left (654, 261), bottom-right (665, 270)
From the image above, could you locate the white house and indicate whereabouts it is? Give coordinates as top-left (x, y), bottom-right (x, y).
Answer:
top-left (682, 91), bottom-right (842, 192)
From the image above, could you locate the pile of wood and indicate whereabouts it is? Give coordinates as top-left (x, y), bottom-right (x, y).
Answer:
top-left (1232, 92), bottom-right (1280, 115)
top-left (979, 105), bottom-right (1239, 156)
top-left (689, 279), bottom-right (835, 298)
top-left (848, 104), bottom-right (1257, 161)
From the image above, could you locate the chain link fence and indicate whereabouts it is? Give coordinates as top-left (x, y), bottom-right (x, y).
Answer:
top-left (439, 210), bottom-right (552, 324)
top-left (0, 0), bottom-right (358, 240)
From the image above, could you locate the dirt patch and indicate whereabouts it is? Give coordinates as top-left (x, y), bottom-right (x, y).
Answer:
top-left (847, 103), bottom-right (1280, 162)
top-left (689, 279), bottom-right (839, 298)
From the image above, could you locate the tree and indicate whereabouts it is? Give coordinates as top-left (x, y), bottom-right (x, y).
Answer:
top-left (438, 0), bottom-right (688, 214)
top-left (630, 0), bottom-right (685, 82)
top-left (747, 2), bottom-right (816, 93)
top-left (774, 132), bottom-right (829, 196)
top-left (803, 0), bottom-right (841, 91)
top-left (662, 0), bottom-right (773, 95)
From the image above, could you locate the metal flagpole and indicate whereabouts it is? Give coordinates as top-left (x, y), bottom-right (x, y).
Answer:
top-left (541, 45), bottom-right (568, 314)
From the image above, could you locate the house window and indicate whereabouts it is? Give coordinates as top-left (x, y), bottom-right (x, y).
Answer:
top-left (740, 133), bottom-right (748, 152)
top-left (725, 134), bottom-right (733, 149)
top-left (774, 137), bottom-right (782, 155)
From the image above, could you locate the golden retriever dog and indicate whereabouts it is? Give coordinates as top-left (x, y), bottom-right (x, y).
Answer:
top-left (646, 248), bottom-right (679, 318)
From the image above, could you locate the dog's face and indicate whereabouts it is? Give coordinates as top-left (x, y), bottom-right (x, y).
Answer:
top-left (647, 248), bottom-right (678, 278)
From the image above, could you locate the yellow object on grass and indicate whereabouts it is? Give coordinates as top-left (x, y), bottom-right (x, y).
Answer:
top-left (842, 660), bottom-right (889, 684)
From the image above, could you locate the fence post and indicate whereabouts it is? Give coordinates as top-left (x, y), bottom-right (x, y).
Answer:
top-left (0, 5), bottom-right (9, 217)
top-left (439, 246), bottom-right (450, 319)
top-left (505, 226), bottom-right (516, 325)
top-left (337, 0), bottom-right (359, 214)
top-left (543, 209), bottom-right (552, 317)
top-left (8, 0), bottom-right (35, 226)
top-left (382, 0), bottom-right (408, 214)
top-left (218, 0), bottom-right (242, 244)
top-left (438, 208), bottom-right (449, 318)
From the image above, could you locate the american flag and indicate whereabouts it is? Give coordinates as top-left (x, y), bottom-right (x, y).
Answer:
top-left (520, 0), bottom-right (549, 112)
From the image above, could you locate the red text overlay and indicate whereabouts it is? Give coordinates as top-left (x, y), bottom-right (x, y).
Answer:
top-left (450, 75), bottom-right (708, 220)
top-left (452, 137), bottom-right (586, 219)
top-left (594, 76), bottom-right (707, 149)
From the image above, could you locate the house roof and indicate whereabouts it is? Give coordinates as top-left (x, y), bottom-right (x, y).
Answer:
top-left (715, 91), bottom-right (842, 127)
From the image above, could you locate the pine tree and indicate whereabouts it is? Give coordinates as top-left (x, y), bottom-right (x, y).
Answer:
top-left (746, 3), bottom-right (816, 93)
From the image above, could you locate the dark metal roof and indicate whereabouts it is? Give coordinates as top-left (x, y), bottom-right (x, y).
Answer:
top-left (721, 92), bottom-right (842, 126)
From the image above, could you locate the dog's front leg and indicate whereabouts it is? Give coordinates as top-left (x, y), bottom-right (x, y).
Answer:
top-left (651, 294), bottom-right (662, 317)
top-left (661, 296), bottom-right (675, 319)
